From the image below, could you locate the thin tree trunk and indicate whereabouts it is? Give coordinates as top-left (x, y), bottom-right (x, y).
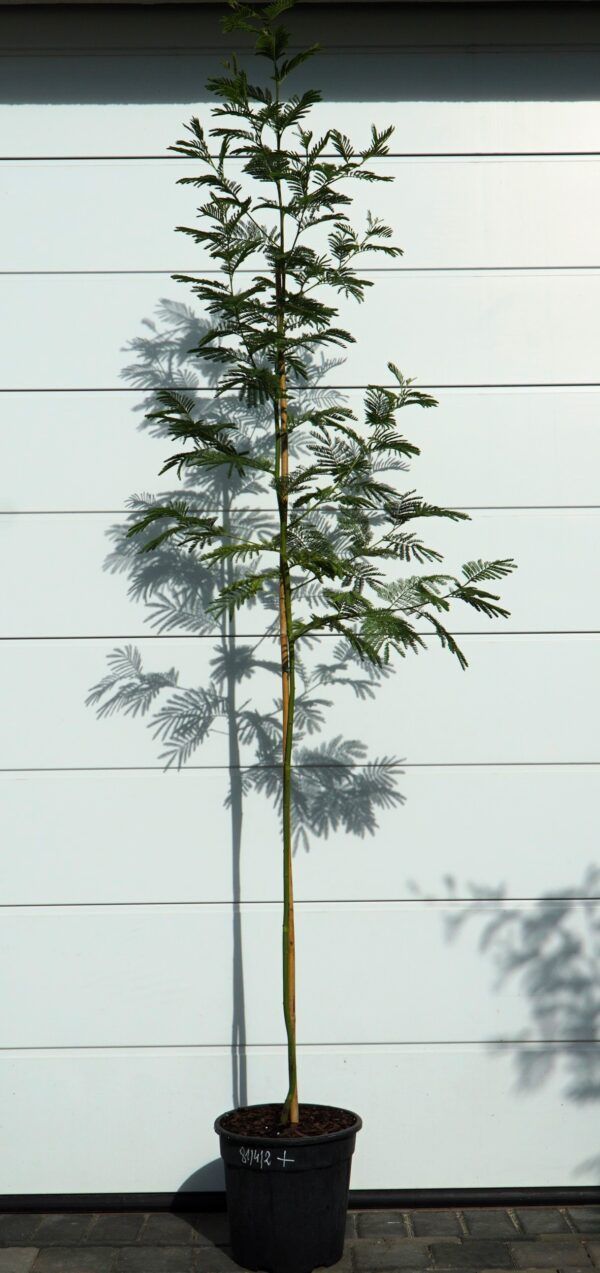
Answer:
top-left (223, 486), bottom-right (247, 1110)
top-left (276, 258), bottom-right (299, 1127)
top-left (272, 83), bottom-right (298, 1125)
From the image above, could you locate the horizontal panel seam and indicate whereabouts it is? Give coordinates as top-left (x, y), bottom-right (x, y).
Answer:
top-left (3, 507), bottom-right (600, 515)
top-left (1, 762), bottom-right (600, 773)
top-left (0, 1040), bottom-right (597, 1053)
top-left (5, 267), bottom-right (600, 276)
top-left (5, 152), bottom-right (600, 161)
top-left (1, 632), bottom-right (599, 642)
top-left (4, 267), bottom-right (600, 276)
top-left (3, 383), bottom-right (600, 392)
top-left (7, 501), bottom-right (600, 511)
top-left (5, 152), bottom-right (600, 163)
top-left (1, 898), bottom-right (597, 908)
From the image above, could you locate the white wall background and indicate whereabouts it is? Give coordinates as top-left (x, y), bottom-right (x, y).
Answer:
top-left (1, 1), bottom-right (599, 1193)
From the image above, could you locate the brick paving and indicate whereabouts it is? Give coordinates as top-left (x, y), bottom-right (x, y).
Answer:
top-left (0, 1207), bottom-right (599, 1272)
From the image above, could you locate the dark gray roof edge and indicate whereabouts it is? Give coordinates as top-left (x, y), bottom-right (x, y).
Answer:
top-left (2, 0), bottom-right (600, 6)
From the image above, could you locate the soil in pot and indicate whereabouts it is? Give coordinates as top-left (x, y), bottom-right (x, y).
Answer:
top-left (220, 1103), bottom-right (357, 1139)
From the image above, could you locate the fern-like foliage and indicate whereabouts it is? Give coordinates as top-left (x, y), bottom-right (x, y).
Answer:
top-left (88, 0), bottom-right (517, 1123)
top-left (90, 0), bottom-right (517, 816)
top-left (121, 0), bottom-right (515, 665)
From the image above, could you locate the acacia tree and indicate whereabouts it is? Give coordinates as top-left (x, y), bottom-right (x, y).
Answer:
top-left (125, 0), bottom-right (515, 1127)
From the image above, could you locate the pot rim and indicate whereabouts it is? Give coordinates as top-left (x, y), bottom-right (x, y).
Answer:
top-left (215, 1102), bottom-right (362, 1147)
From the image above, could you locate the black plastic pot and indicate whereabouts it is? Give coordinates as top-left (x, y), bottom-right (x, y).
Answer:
top-left (215, 1104), bottom-right (362, 1273)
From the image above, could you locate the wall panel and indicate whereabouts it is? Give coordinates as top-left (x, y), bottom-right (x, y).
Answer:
top-left (0, 636), bottom-right (599, 769)
top-left (4, 157), bottom-right (600, 272)
top-left (0, 764), bottom-right (596, 905)
top-left (1, 1045), bottom-right (597, 1192)
top-left (3, 388), bottom-right (600, 513)
top-left (1, 509), bottom-right (598, 636)
top-left (5, 899), bottom-right (581, 1047)
top-left (3, 272), bottom-right (600, 390)
top-left (1, 0), bottom-right (598, 1192)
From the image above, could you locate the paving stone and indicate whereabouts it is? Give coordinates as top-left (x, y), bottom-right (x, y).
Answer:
top-left (462, 1210), bottom-right (518, 1238)
top-left (353, 1239), bottom-right (429, 1269)
top-left (87, 1215), bottom-right (145, 1245)
top-left (34, 1216), bottom-right (95, 1246)
top-left (316, 1244), bottom-right (355, 1273)
top-left (412, 1212), bottom-right (462, 1238)
top-left (568, 1211), bottom-right (600, 1235)
top-left (3, 1207), bottom-right (595, 1273)
top-left (139, 1215), bottom-right (198, 1244)
top-left (511, 1241), bottom-right (591, 1268)
top-left (192, 1249), bottom-right (241, 1273)
top-left (430, 1239), bottom-right (513, 1268)
top-left (193, 1243), bottom-right (354, 1272)
top-left (116, 1248), bottom-right (194, 1273)
top-left (0, 1215), bottom-right (42, 1245)
top-left (0, 1250), bottom-right (38, 1272)
top-left (32, 1248), bottom-right (117, 1273)
top-left (356, 1212), bottom-right (408, 1238)
top-left (177, 1215), bottom-right (230, 1247)
top-left (516, 1211), bottom-right (571, 1236)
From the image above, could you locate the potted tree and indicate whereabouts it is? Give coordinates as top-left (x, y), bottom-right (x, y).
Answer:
top-left (115, 1), bottom-right (516, 1267)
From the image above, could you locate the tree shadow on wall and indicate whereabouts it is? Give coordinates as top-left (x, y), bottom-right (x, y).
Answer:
top-left (441, 865), bottom-right (600, 1182)
top-left (86, 297), bottom-right (405, 1112)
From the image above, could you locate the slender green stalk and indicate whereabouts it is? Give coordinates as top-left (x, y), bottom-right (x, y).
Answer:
top-left (275, 339), bottom-right (298, 1123)
top-left (281, 632), bottom-right (297, 1123)
top-left (223, 484), bottom-right (247, 1108)
top-left (273, 76), bottom-right (299, 1121)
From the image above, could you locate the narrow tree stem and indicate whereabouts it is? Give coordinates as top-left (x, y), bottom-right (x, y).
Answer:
top-left (274, 86), bottom-right (299, 1125)
top-left (277, 289), bottom-right (298, 1127)
top-left (222, 486), bottom-right (247, 1109)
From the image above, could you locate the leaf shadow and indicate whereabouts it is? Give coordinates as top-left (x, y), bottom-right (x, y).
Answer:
top-left (437, 866), bottom-right (600, 1182)
top-left (87, 298), bottom-right (405, 1116)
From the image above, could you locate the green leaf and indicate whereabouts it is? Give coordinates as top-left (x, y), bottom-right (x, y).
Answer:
top-left (421, 614), bottom-right (469, 670)
top-left (126, 500), bottom-right (221, 555)
top-left (461, 558), bottom-right (517, 583)
top-left (453, 585), bottom-right (511, 621)
top-left (208, 570), bottom-right (278, 616)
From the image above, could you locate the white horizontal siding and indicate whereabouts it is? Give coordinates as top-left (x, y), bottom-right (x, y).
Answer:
top-left (1, 636), bottom-right (599, 770)
top-left (4, 157), bottom-right (600, 271)
top-left (0, 766), bottom-right (596, 905)
top-left (2, 388), bottom-right (600, 512)
top-left (3, 899), bottom-right (580, 1047)
top-left (0, 509), bottom-right (597, 637)
top-left (1, 1), bottom-right (599, 1193)
top-left (1, 1045), bottom-right (598, 1192)
top-left (3, 271), bottom-right (600, 389)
